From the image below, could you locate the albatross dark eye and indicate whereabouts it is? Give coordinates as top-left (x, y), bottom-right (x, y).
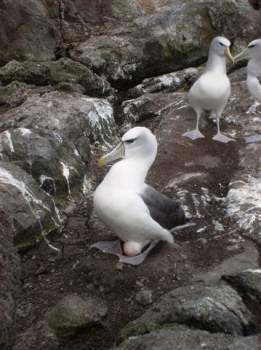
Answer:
top-left (219, 42), bottom-right (225, 47)
top-left (248, 44), bottom-right (256, 49)
top-left (124, 138), bottom-right (136, 144)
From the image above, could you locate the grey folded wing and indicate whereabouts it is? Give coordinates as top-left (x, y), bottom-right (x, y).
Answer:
top-left (140, 184), bottom-right (186, 230)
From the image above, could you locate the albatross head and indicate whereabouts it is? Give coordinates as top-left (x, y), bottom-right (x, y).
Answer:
top-left (234, 39), bottom-right (261, 62)
top-left (98, 127), bottom-right (157, 166)
top-left (209, 36), bottom-right (234, 63)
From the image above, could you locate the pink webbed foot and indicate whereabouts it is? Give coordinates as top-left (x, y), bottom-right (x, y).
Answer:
top-left (183, 129), bottom-right (205, 140)
top-left (245, 134), bottom-right (261, 144)
top-left (90, 240), bottom-right (159, 266)
top-left (212, 132), bottom-right (234, 143)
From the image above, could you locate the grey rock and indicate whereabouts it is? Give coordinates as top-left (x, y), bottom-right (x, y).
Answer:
top-left (0, 161), bottom-right (61, 250)
top-left (223, 269), bottom-right (261, 304)
top-left (115, 326), bottom-right (233, 350)
top-left (121, 282), bottom-right (255, 339)
top-left (135, 290), bottom-right (153, 306)
top-left (0, 128), bottom-right (86, 198)
top-left (70, 1), bottom-right (261, 83)
top-left (0, 81), bottom-right (54, 109)
top-left (122, 94), bottom-right (163, 124)
top-left (0, 210), bottom-right (20, 350)
top-left (127, 68), bottom-right (200, 98)
top-left (0, 0), bottom-right (56, 64)
top-left (0, 91), bottom-right (117, 155)
top-left (226, 335), bottom-right (261, 350)
top-left (0, 59), bottom-right (114, 97)
top-left (48, 294), bottom-right (108, 337)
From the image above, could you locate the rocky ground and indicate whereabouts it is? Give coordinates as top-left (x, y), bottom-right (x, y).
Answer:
top-left (1, 1), bottom-right (261, 350)
top-left (13, 86), bottom-right (261, 349)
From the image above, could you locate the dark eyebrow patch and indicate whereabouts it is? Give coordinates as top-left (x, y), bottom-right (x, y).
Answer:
top-left (248, 44), bottom-right (256, 48)
top-left (124, 138), bottom-right (136, 144)
top-left (219, 42), bottom-right (225, 47)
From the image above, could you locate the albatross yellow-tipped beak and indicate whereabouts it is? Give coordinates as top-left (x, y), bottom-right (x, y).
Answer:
top-left (234, 48), bottom-right (248, 62)
top-left (97, 142), bottom-right (125, 167)
top-left (225, 47), bottom-right (235, 64)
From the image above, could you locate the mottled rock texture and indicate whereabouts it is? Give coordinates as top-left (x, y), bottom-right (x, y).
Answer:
top-left (0, 210), bottom-right (20, 350)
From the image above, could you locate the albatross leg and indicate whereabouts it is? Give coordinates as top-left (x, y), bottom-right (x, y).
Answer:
top-left (91, 240), bottom-right (159, 266)
top-left (183, 111), bottom-right (205, 140)
top-left (212, 116), bottom-right (234, 143)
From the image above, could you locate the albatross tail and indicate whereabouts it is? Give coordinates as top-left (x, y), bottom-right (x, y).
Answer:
top-left (161, 229), bottom-right (174, 244)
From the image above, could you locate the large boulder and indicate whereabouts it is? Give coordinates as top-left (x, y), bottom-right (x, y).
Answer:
top-left (48, 294), bottom-right (108, 338)
top-left (0, 161), bottom-right (61, 249)
top-left (127, 67), bottom-right (199, 98)
top-left (0, 128), bottom-right (86, 198)
top-left (0, 91), bottom-right (118, 157)
top-left (69, 0), bottom-right (261, 84)
top-left (0, 81), bottom-right (54, 109)
top-left (114, 326), bottom-right (233, 350)
top-left (0, 0), bottom-right (56, 65)
top-left (0, 59), bottom-right (114, 97)
top-left (0, 210), bottom-right (20, 350)
top-left (223, 269), bottom-right (261, 305)
top-left (121, 282), bottom-right (255, 339)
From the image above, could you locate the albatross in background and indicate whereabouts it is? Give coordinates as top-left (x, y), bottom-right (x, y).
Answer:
top-left (92, 127), bottom-right (187, 265)
top-left (235, 38), bottom-right (261, 143)
top-left (183, 36), bottom-right (234, 143)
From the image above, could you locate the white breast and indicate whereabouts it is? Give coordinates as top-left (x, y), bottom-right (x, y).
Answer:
top-left (247, 76), bottom-right (261, 103)
top-left (189, 72), bottom-right (231, 111)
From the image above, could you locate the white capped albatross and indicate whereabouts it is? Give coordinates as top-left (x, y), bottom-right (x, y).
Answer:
top-left (183, 36), bottom-right (235, 143)
top-left (92, 127), bottom-right (188, 266)
top-left (235, 38), bottom-right (261, 143)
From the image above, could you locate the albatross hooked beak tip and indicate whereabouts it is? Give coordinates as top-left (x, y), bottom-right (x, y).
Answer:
top-left (233, 48), bottom-right (249, 63)
top-left (225, 47), bottom-right (235, 64)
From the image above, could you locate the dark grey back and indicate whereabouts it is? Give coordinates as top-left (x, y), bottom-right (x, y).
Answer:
top-left (140, 185), bottom-right (186, 230)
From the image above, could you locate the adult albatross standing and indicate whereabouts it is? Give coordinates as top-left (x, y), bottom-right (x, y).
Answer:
top-left (235, 39), bottom-right (261, 143)
top-left (93, 127), bottom-right (186, 265)
top-left (183, 36), bottom-right (234, 143)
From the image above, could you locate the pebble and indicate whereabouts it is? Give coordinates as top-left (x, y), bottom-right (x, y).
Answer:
top-left (135, 290), bottom-right (153, 306)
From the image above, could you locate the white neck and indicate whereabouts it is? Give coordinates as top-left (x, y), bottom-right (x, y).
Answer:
top-left (247, 59), bottom-right (261, 77)
top-left (104, 155), bottom-right (154, 189)
top-left (206, 53), bottom-right (227, 74)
